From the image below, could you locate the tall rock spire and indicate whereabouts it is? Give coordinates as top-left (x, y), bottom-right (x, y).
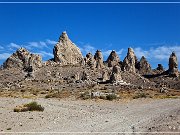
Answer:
top-left (106, 50), bottom-right (120, 67)
top-left (123, 48), bottom-right (137, 73)
top-left (136, 56), bottom-right (152, 75)
top-left (94, 50), bottom-right (104, 69)
top-left (168, 51), bottom-right (179, 77)
top-left (53, 31), bottom-right (84, 65)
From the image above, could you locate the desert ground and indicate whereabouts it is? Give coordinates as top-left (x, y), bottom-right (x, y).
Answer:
top-left (0, 97), bottom-right (179, 134)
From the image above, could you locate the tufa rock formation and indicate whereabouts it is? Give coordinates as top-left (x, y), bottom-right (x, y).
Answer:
top-left (123, 48), bottom-right (137, 73)
top-left (53, 31), bottom-right (84, 65)
top-left (94, 50), bottom-right (104, 69)
top-left (3, 48), bottom-right (42, 71)
top-left (168, 52), bottom-right (179, 77)
top-left (157, 64), bottom-right (164, 71)
top-left (102, 70), bottom-right (109, 82)
top-left (136, 56), bottom-right (152, 75)
top-left (84, 52), bottom-right (95, 69)
top-left (106, 50), bottom-right (120, 67)
top-left (110, 65), bottom-right (122, 83)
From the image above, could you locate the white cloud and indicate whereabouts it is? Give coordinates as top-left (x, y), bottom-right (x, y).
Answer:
top-left (28, 42), bottom-right (39, 48)
top-left (8, 43), bottom-right (21, 49)
top-left (101, 49), bottom-right (124, 60)
top-left (26, 41), bottom-right (48, 49)
top-left (102, 50), bottom-right (112, 57)
top-left (46, 39), bottom-right (57, 45)
top-left (0, 53), bottom-right (11, 60)
top-left (133, 46), bottom-right (180, 61)
top-left (35, 51), bottom-right (53, 58)
top-left (80, 44), bottom-right (96, 54)
top-left (134, 47), bottom-right (149, 58)
top-left (39, 41), bottom-right (46, 46)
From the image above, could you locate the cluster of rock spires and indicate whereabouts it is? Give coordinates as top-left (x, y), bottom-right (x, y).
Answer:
top-left (3, 48), bottom-right (42, 77)
top-left (2, 31), bottom-right (179, 82)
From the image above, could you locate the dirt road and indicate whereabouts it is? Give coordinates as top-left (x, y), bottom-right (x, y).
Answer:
top-left (0, 98), bottom-right (179, 134)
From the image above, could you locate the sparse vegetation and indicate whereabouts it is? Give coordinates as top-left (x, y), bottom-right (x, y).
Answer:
top-left (80, 91), bottom-right (91, 100)
top-left (45, 90), bottom-right (71, 99)
top-left (133, 92), bottom-right (148, 99)
top-left (24, 101), bottom-right (44, 111)
top-left (106, 94), bottom-right (117, 101)
top-left (14, 101), bottom-right (44, 112)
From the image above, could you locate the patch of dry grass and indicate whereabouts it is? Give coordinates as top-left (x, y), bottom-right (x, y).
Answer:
top-left (14, 101), bottom-right (44, 112)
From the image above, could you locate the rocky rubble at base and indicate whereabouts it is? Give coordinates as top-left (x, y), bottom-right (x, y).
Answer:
top-left (0, 31), bottom-right (179, 93)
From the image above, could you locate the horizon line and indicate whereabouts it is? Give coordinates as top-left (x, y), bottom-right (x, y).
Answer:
top-left (0, 1), bottom-right (180, 4)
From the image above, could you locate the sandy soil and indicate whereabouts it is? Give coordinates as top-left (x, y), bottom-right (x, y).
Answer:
top-left (0, 98), bottom-right (179, 134)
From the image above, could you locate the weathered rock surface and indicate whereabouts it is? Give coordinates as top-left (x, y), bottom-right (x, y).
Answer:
top-left (137, 56), bottom-right (152, 75)
top-left (3, 48), bottom-right (42, 71)
top-left (123, 48), bottom-right (137, 73)
top-left (53, 31), bottom-right (84, 65)
top-left (94, 50), bottom-right (104, 69)
top-left (106, 50), bottom-right (120, 67)
top-left (168, 52), bottom-right (179, 77)
top-left (157, 64), bottom-right (164, 71)
top-left (110, 65), bottom-right (122, 83)
top-left (102, 70), bottom-right (109, 82)
top-left (84, 53), bottom-right (95, 69)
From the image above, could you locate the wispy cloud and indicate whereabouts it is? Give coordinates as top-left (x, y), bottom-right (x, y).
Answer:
top-left (26, 41), bottom-right (48, 49)
top-left (133, 45), bottom-right (180, 61)
top-left (25, 39), bottom-right (57, 50)
top-left (79, 44), bottom-right (96, 55)
top-left (0, 53), bottom-right (11, 60)
top-left (102, 49), bottom-right (124, 57)
top-left (79, 43), bottom-right (124, 60)
top-left (46, 39), bottom-right (57, 45)
top-left (134, 47), bottom-right (149, 58)
top-left (35, 51), bottom-right (53, 58)
top-left (8, 43), bottom-right (21, 49)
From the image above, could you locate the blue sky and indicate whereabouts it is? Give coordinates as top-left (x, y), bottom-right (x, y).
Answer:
top-left (0, 2), bottom-right (180, 69)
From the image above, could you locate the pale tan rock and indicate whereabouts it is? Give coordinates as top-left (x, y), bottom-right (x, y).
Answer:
top-left (102, 70), bottom-right (109, 82)
top-left (53, 31), bottom-right (84, 66)
top-left (123, 48), bottom-right (136, 73)
top-left (3, 48), bottom-right (42, 70)
top-left (106, 50), bottom-right (120, 67)
top-left (94, 50), bottom-right (104, 69)
top-left (85, 53), bottom-right (95, 69)
top-left (168, 52), bottom-right (179, 77)
top-left (137, 56), bottom-right (152, 75)
top-left (110, 65), bottom-right (122, 83)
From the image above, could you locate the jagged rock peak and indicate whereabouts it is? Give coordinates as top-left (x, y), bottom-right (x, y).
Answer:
top-left (3, 47), bottom-right (42, 70)
top-left (123, 47), bottom-right (137, 73)
top-left (168, 51), bottom-right (179, 77)
top-left (59, 31), bottom-right (69, 42)
top-left (53, 31), bottom-right (84, 65)
top-left (94, 50), bottom-right (104, 69)
top-left (137, 56), bottom-right (152, 75)
top-left (106, 50), bottom-right (120, 67)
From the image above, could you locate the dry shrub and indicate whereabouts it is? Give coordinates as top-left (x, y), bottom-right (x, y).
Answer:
top-left (14, 101), bottom-right (44, 112)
